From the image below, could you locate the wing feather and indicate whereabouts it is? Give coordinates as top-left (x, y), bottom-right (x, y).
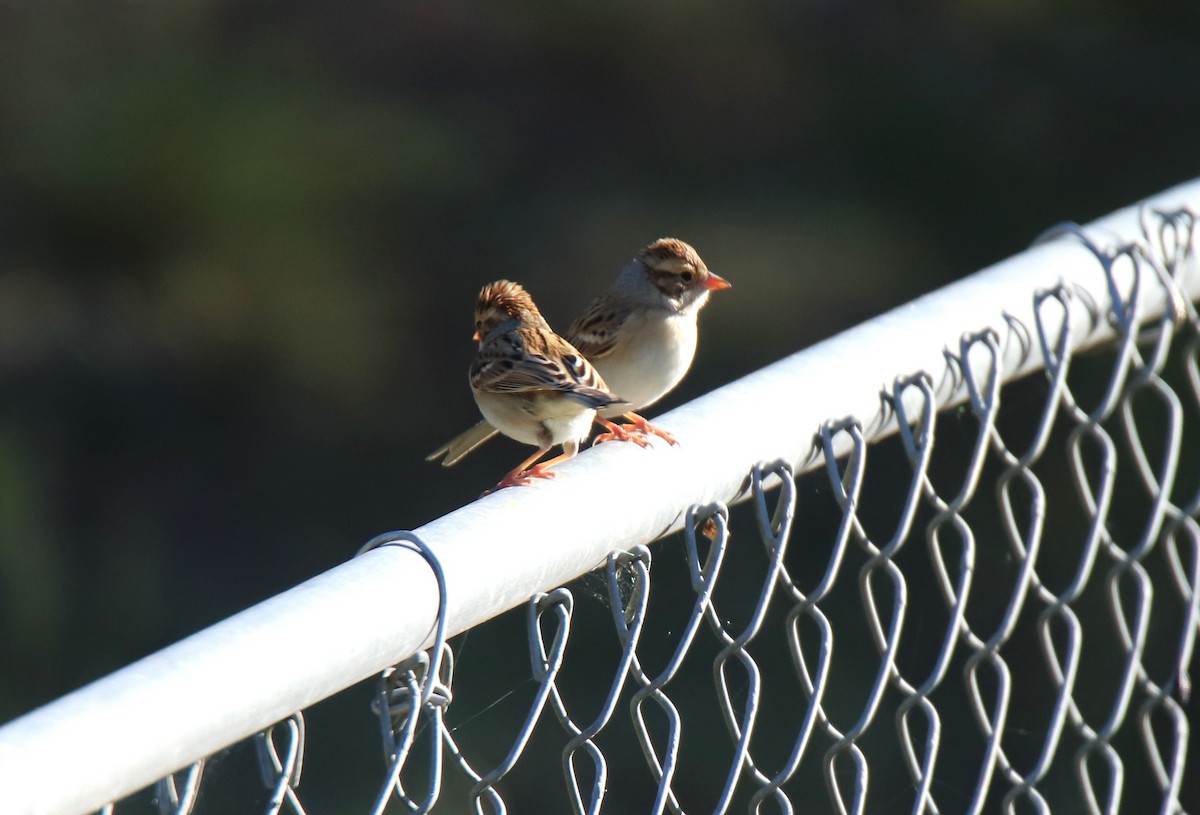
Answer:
top-left (471, 328), bottom-right (623, 410)
top-left (566, 299), bottom-right (632, 361)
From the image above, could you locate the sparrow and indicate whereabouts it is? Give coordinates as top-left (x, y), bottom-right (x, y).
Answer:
top-left (427, 238), bottom-right (729, 465)
top-left (567, 237), bottom-right (730, 445)
top-left (463, 280), bottom-right (625, 492)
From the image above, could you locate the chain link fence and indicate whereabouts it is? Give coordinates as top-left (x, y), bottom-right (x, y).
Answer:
top-left (2, 186), bottom-right (1198, 814)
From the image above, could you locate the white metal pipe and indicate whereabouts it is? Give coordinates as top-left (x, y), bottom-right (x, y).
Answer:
top-left (1, 180), bottom-right (1197, 815)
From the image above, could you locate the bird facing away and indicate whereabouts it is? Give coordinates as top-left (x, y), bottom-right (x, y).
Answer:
top-left (427, 238), bottom-right (729, 466)
top-left (465, 280), bottom-right (624, 492)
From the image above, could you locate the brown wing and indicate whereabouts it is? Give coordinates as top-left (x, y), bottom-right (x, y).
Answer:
top-left (471, 327), bottom-right (621, 409)
top-left (566, 297), bottom-right (633, 361)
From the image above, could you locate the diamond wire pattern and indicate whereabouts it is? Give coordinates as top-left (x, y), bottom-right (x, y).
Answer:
top-left (98, 208), bottom-right (1199, 814)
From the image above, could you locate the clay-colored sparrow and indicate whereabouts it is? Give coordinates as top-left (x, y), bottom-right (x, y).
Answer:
top-left (464, 280), bottom-right (624, 491)
top-left (428, 238), bottom-right (728, 465)
top-left (567, 237), bottom-right (729, 445)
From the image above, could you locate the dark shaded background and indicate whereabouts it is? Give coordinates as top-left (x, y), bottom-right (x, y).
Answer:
top-left (2, 0), bottom-right (1199, 810)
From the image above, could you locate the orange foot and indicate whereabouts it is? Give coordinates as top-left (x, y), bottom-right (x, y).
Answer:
top-left (482, 448), bottom-right (574, 495)
top-left (593, 418), bottom-right (653, 448)
top-left (482, 467), bottom-right (556, 496)
top-left (623, 412), bottom-right (678, 446)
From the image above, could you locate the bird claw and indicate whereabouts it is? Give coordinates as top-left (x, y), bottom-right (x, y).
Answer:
top-left (636, 423), bottom-right (678, 446)
top-left (593, 425), bottom-right (653, 448)
top-left (481, 466), bottom-right (557, 496)
top-left (593, 414), bottom-right (680, 448)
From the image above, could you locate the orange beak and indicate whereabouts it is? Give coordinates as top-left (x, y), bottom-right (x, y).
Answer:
top-left (704, 271), bottom-right (732, 291)
top-left (472, 329), bottom-right (482, 342)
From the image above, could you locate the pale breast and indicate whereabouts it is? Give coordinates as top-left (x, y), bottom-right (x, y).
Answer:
top-left (591, 311), bottom-right (698, 417)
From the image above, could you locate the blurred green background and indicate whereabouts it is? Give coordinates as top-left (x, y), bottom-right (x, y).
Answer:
top-left (1, 0), bottom-right (1198, 810)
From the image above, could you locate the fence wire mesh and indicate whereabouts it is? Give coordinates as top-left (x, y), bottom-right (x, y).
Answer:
top-left (72, 205), bottom-right (1200, 814)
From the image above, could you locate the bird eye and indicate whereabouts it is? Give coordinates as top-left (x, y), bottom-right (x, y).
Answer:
top-left (680, 270), bottom-right (695, 284)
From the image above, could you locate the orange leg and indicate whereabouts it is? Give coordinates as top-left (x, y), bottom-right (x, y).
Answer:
top-left (516, 448), bottom-right (579, 480)
top-left (623, 412), bottom-right (678, 446)
top-left (592, 417), bottom-right (653, 448)
top-left (483, 444), bottom-right (580, 494)
top-left (593, 412), bottom-right (678, 447)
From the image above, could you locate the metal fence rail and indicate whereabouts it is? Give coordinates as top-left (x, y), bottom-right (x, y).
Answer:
top-left (1, 181), bottom-right (1198, 814)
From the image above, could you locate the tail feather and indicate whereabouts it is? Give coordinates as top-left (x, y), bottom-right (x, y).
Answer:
top-left (565, 387), bottom-right (627, 411)
top-left (426, 420), bottom-right (501, 467)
